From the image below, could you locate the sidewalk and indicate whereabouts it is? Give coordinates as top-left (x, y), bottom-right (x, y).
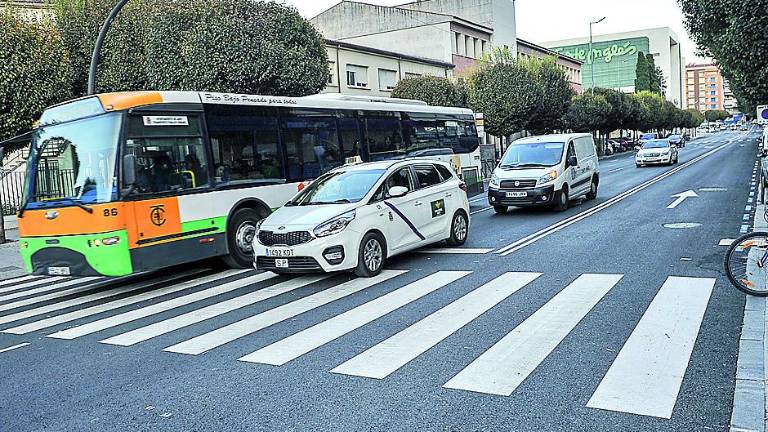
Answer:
top-left (0, 215), bottom-right (24, 280)
top-left (731, 203), bottom-right (768, 432)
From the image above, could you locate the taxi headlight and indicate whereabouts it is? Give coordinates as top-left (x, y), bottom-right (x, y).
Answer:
top-left (537, 170), bottom-right (559, 186)
top-left (314, 210), bottom-right (356, 238)
top-left (489, 174), bottom-right (500, 188)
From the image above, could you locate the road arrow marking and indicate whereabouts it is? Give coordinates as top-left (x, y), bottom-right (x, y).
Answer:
top-left (667, 190), bottom-right (698, 209)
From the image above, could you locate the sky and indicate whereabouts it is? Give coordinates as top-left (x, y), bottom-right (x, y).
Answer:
top-left (279, 0), bottom-right (708, 63)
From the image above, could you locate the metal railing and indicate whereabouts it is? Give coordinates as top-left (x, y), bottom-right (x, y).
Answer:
top-left (1, 169), bottom-right (77, 216)
top-left (1, 171), bottom-right (25, 216)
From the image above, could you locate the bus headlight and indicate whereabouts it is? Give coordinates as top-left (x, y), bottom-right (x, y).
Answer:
top-left (314, 210), bottom-right (356, 238)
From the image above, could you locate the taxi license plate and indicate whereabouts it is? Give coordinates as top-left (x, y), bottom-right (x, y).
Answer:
top-left (266, 248), bottom-right (294, 257)
top-left (275, 259), bottom-right (289, 268)
top-left (48, 266), bottom-right (71, 276)
top-left (506, 191), bottom-right (527, 198)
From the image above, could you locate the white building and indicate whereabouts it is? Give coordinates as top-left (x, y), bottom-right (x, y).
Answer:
top-left (323, 39), bottom-right (455, 97)
top-left (311, 0), bottom-right (516, 75)
top-left (545, 27), bottom-right (685, 108)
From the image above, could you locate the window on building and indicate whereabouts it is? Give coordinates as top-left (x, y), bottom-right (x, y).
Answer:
top-left (346, 65), bottom-right (368, 88)
top-left (465, 37), bottom-right (474, 58)
top-left (709, 77), bottom-right (716, 82)
top-left (378, 69), bottom-right (397, 91)
top-left (404, 72), bottom-right (421, 79)
top-left (327, 62), bottom-right (336, 86)
top-left (711, 104), bottom-right (717, 109)
top-left (710, 90), bottom-right (716, 95)
top-left (710, 97), bottom-right (717, 102)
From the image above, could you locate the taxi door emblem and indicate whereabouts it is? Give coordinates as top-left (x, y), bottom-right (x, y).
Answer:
top-left (45, 211), bottom-right (59, 220)
top-left (150, 205), bottom-right (166, 226)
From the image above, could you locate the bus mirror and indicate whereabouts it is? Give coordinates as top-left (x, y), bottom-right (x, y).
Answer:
top-left (123, 155), bottom-right (136, 186)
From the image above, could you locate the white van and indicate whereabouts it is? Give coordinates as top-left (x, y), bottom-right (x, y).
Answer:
top-left (488, 133), bottom-right (599, 213)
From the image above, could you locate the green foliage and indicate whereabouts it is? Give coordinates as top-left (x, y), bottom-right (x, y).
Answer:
top-left (54, 0), bottom-right (328, 96)
top-left (563, 94), bottom-right (611, 133)
top-left (468, 62), bottom-right (541, 137)
top-left (634, 91), bottom-right (665, 131)
top-left (521, 56), bottom-right (575, 134)
top-left (0, 12), bottom-right (73, 143)
top-left (679, 0), bottom-right (768, 111)
top-left (634, 52), bottom-right (663, 95)
top-left (144, 0), bottom-right (328, 95)
top-left (685, 109), bottom-right (705, 128)
top-left (704, 109), bottom-right (730, 122)
top-left (391, 76), bottom-right (468, 107)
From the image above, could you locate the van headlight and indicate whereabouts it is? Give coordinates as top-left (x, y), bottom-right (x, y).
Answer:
top-left (489, 174), bottom-right (500, 188)
top-left (313, 210), bottom-right (356, 238)
top-left (537, 170), bottom-right (559, 186)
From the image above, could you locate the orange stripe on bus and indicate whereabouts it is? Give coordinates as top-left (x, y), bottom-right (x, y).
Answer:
top-left (98, 92), bottom-right (163, 111)
top-left (18, 203), bottom-right (127, 237)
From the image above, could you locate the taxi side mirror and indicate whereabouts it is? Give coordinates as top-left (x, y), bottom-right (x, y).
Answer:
top-left (389, 186), bottom-right (409, 198)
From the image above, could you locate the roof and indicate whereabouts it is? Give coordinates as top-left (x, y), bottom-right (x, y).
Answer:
top-left (512, 133), bottom-right (592, 144)
top-left (517, 38), bottom-right (582, 65)
top-left (326, 39), bottom-right (455, 69)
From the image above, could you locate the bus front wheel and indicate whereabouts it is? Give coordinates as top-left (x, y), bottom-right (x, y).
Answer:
top-left (223, 207), bottom-right (262, 269)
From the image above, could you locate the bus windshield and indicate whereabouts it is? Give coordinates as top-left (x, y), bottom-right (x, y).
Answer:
top-left (24, 113), bottom-right (121, 208)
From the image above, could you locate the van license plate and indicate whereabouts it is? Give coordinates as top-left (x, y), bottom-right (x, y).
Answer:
top-left (48, 266), bottom-right (71, 276)
top-left (506, 191), bottom-right (527, 198)
top-left (275, 259), bottom-right (289, 268)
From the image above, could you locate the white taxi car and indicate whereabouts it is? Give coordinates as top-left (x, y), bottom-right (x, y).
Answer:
top-left (253, 160), bottom-right (470, 277)
top-left (635, 139), bottom-right (679, 167)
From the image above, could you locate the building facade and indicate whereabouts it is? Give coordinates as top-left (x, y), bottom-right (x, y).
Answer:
top-left (684, 64), bottom-right (725, 112)
top-left (323, 40), bottom-right (454, 97)
top-left (544, 28), bottom-right (685, 107)
top-left (311, 0), bottom-right (515, 75)
top-left (517, 39), bottom-right (582, 94)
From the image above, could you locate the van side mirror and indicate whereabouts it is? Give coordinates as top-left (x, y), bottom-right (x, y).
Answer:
top-left (123, 154), bottom-right (136, 187)
top-left (389, 186), bottom-right (408, 198)
top-left (567, 155), bottom-right (578, 167)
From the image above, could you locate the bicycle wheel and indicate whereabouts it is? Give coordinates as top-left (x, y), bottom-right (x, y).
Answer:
top-left (725, 232), bottom-right (768, 296)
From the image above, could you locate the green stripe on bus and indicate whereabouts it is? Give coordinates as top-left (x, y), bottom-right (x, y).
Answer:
top-left (20, 230), bottom-right (133, 277)
top-left (181, 216), bottom-right (227, 235)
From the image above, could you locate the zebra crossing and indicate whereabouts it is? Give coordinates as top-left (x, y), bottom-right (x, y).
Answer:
top-left (0, 268), bottom-right (717, 420)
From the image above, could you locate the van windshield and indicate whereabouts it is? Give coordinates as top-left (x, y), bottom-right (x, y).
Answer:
top-left (500, 142), bottom-right (564, 168)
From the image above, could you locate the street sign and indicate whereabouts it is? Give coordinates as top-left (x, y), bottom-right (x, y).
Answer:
top-left (475, 113), bottom-right (485, 137)
top-left (757, 105), bottom-right (768, 123)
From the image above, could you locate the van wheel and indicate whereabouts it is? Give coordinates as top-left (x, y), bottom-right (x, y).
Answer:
top-left (493, 205), bottom-right (508, 214)
top-left (355, 232), bottom-right (386, 277)
top-left (553, 186), bottom-right (569, 212)
top-left (446, 211), bottom-right (468, 246)
top-left (585, 177), bottom-right (598, 201)
top-left (222, 207), bottom-right (262, 269)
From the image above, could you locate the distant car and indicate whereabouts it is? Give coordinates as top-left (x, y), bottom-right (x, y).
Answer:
top-left (668, 134), bottom-right (685, 148)
top-left (636, 139), bottom-right (679, 167)
top-left (254, 159), bottom-right (470, 277)
top-left (638, 133), bottom-right (658, 146)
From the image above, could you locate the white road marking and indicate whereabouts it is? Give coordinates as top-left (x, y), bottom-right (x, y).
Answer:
top-left (608, 168), bottom-right (623, 173)
top-left (470, 207), bottom-right (492, 215)
top-left (744, 214), bottom-right (751, 221)
top-left (495, 144), bottom-right (729, 256)
top-left (667, 190), bottom-right (698, 209)
top-left (443, 274), bottom-right (623, 396)
top-left (164, 270), bottom-right (407, 355)
top-left (3, 270), bottom-right (247, 334)
top-left (699, 187), bottom-right (728, 192)
top-left (100, 274), bottom-right (329, 346)
top-left (239, 271), bottom-right (471, 366)
top-left (746, 205), bottom-right (752, 211)
top-left (415, 248), bottom-right (493, 254)
top-left (331, 272), bottom-right (541, 379)
top-left (0, 278), bottom-right (110, 315)
top-left (0, 277), bottom-right (96, 303)
top-left (586, 277), bottom-right (715, 419)
top-left (741, 225), bottom-right (750, 233)
top-left (0, 271), bottom-right (202, 326)
top-left (47, 272), bottom-right (274, 340)
top-left (0, 342), bottom-right (30, 354)
top-left (719, 239), bottom-right (736, 246)
top-left (0, 275), bottom-right (43, 290)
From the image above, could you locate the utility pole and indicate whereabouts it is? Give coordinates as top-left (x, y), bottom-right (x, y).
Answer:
top-left (0, 146), bottom-right (6, 244)
top-left (589, 17), bottom-right (606, 95)
top-left (87, 0), bottom-right (130, 95)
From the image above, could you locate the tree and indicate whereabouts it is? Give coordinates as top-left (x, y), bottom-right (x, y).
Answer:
top-left (144, 0), bottom-right (328, 95)
top-left (635, 91), bottom-right (665, 131)
top-left (468, 62), bottom-right (541, 137)
top-left (391, 76), bottom-right (468, 107)
top-left (622, 93), bottom-right (646, 133)
top-left (634, 52), bottom-right (652, 92)
top-left (521, 56), bottom-right (575, 134)
top-left (679, 0), bottom-right (768, 111)
top-left (0, 13), bottom-right (73, 142)
top-left (562, 94), bottom-right (611, 133)
top-left (592, 88), bottom-right (629, 135)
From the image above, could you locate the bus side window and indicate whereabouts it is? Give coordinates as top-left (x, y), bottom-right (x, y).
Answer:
top-left (281, 115), bottom-right (342, 181)
top-left (365, 117), bottom-right (404, 161)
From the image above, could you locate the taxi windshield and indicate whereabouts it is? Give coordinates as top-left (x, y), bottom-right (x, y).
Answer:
top-left (642, 140), bottom-right (670, 149)
top-left (290, 169), bottom-right (386, 205)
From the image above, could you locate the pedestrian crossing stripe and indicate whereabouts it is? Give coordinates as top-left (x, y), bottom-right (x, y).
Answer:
top-left (0, 269), bottom-right (718, 420)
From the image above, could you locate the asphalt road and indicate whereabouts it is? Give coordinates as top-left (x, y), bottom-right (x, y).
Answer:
top-left (0, 129), bottom-right (760, 432)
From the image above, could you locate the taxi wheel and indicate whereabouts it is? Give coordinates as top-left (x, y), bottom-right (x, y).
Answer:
top-left (223, 207), bottom-right (261, 269)
top-left (446, 211), bottom-right (468, 246)
top-left (355, 233), bottom-right (386, 278)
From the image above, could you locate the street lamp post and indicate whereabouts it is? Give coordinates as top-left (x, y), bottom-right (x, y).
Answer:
top-left (87, 0), bottom-right (130, 95)
top-left (588, 17), bottom-right (606, 95)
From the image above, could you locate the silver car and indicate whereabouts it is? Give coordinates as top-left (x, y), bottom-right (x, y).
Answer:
top-left (636, 139), bottom-right (679, 167)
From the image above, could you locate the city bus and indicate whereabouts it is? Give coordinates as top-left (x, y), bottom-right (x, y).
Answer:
top-left (13, 91), bottom-right (482, 277)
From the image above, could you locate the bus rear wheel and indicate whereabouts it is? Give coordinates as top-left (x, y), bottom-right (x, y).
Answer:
top-left (223, 207), bottom-right (262, 269)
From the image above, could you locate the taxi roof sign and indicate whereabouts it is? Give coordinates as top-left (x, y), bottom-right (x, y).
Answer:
top-left (344, 155), bottom-right (363, 166)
